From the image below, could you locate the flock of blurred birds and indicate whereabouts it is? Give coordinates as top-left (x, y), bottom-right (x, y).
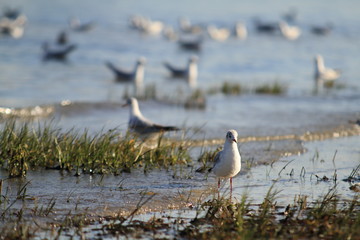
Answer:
top-left (1, 6), bottom-right (341, 94)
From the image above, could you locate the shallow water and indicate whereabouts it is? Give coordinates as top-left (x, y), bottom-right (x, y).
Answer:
top-left (234, 135), bottom-right (360, 205)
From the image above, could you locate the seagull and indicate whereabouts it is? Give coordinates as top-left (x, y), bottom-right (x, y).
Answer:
top-left (163, 56), bottom-right (198, 86)
top-left (123, 97), bottom-right (180, 135)
top-left (281, 7), bottom-right (298, 23)
top-left (178, 35), bottom-right (203, 51)
top-left (42, 31), bottom-right (76, 60)
top-left (56, 31), bottom-right (68, 45)
top-left (42, 42), bottom-right (76, 60)
top-left (69, 17), bottom-right (95, 32)
top-left (234, 22), bottom-right (247, 40)
top-left (278, 21), bottom-right (301, 40)
top-left (178, 17), bottom-right (203, 34)
top-left (105, 57), bottom-right (146, 84)
top-left (311, 23), bottom-right (333, 36)
top-left (207, 25), bottom-right (231, 41)
top-left (0, 14), bottom-right (26, 39)
top-left (253, 18), bottom-right (278, 34)
top-left (314, 54), bottom-right (341, 82)
top-left (210, 130), bottom-right (241, 195)
top-left (128, 15), bottom-right (163, 35)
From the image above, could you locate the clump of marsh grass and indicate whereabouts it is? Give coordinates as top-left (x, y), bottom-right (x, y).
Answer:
top-left (208, 81), bottom-right (243, 96)
top-left (0, 120), bottom-right (191, 177)
top-left (179, 185), bottom-right (360, 240)
top-left (221, 82), bottom-right (243, 95)
top-left (184, 89), bottom-right (206, 109)
top-left (254, 82), bottom-right (287, 95)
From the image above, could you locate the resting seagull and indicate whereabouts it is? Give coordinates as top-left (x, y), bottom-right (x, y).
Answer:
top-left (123, 97), bottom-right (180, 135)
top-left (210, 130), bottom-right (241, 195)
top-left (278, 21), bottom-right (301, 40)
top-left (314, 54), bottom-right (341, 82)
top-left (105, 57), bottom-right (146, 84)
top-left (163, 56), bottom-right (198, 86)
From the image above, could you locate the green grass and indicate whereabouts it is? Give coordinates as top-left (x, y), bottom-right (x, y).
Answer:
top-left (178, 186), bottom-right (360, 240)
top-left (0, 120), bottom-right (191, 177)
top-left (207, 81), bottom-right (243, 96)
top-left (254, 82), bottom-right (287, 95)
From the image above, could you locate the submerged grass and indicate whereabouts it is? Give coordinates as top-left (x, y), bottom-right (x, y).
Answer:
top-left (0, 120), bottom-right (191, 177)
top-left (254, 82), bottom-right (287, 95)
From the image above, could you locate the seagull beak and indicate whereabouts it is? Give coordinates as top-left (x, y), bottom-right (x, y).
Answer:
top-left (233, 139), bottom-right (237, 143)
top-left (122, 103), bottom-right (129, 107)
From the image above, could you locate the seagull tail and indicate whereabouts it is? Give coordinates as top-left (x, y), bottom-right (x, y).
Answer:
top-left (105, 61), bottom-right (117, 72)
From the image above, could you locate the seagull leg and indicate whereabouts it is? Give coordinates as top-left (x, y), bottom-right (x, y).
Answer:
top-left (217, 178), bottom-right (220, 199)
top-left (230, 177), bottom-right (233, 200)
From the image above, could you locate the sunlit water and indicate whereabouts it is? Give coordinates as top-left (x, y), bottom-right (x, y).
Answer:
top-left (0, 0), bottom-right (359, 232)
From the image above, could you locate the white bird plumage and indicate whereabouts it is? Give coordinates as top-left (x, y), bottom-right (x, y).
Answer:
top-left (212, 130), bottom-right (241, 193)
top-left (278, 21), bottom-right (301, 40)
top-left (314, 54), bottom-right (341, 82)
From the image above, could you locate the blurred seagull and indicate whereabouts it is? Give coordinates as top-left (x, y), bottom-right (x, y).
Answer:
top-left (278, 21), bottom-right (301, 40)
top-left (2, 7), bottom-right (21, 19)
top-left (178, 35), bottom-right (203, 51)
top-left (42, 43), bottom-right (76, 60)
top-left (234, 22), bottom-right (247, 40)
top-left (178, 17), bottom-right (203, 34)
top-left (209, 130), bottom-right (241, 195)
top-left (253, 18), bottom-right (278, 34)
top-left (56, 31), bottom-right (68, 45)
top-left (282, 7), bottom-right (298, 23)
top-left (314, 54), bottom-right (341, 82)
top-left (163, 55), bottom-right (198, 87)
top-left (69, 17), bottom-right (95, 32)
top-left (42, 31), bottom-right (76, 60)
top-left (105, 57), bottom-right (146, 85)
top-left (311, 23), bottom-right (333, 36)
top-left (123, 97), bottom-right (180, 135)
top-left (128, 15), bottom-right (163, 35)
top-left (207, 25), bottom-right (231, 41)
top-left (0, 14), bottom-right (26, 38)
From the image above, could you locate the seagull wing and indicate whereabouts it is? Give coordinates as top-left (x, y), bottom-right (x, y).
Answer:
top-left (163, 62), bottom-right (187, 77)
top-left (208, 150), bottom-right (223, 172)
top-left (129, 115), bottom-right (179, 134)
top-left (105, 61), bottom-right (133, 81)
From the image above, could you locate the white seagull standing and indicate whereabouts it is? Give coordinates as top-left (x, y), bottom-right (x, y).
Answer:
top-left (123, 97), bottom-right (180, 135)
top-left (211, 130), bottom-right (241, 195)
top-left (314, 54), bottom-right (341, 82)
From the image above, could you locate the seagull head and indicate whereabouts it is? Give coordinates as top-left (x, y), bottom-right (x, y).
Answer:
top-left (122, 97), bottom-right (142, 117)
top-left (137, 56), bottom-right (147, 65)
top-left (189, 55), bottom-right (198, 63)
top-left (226, 129), bottom-right (238, 143)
